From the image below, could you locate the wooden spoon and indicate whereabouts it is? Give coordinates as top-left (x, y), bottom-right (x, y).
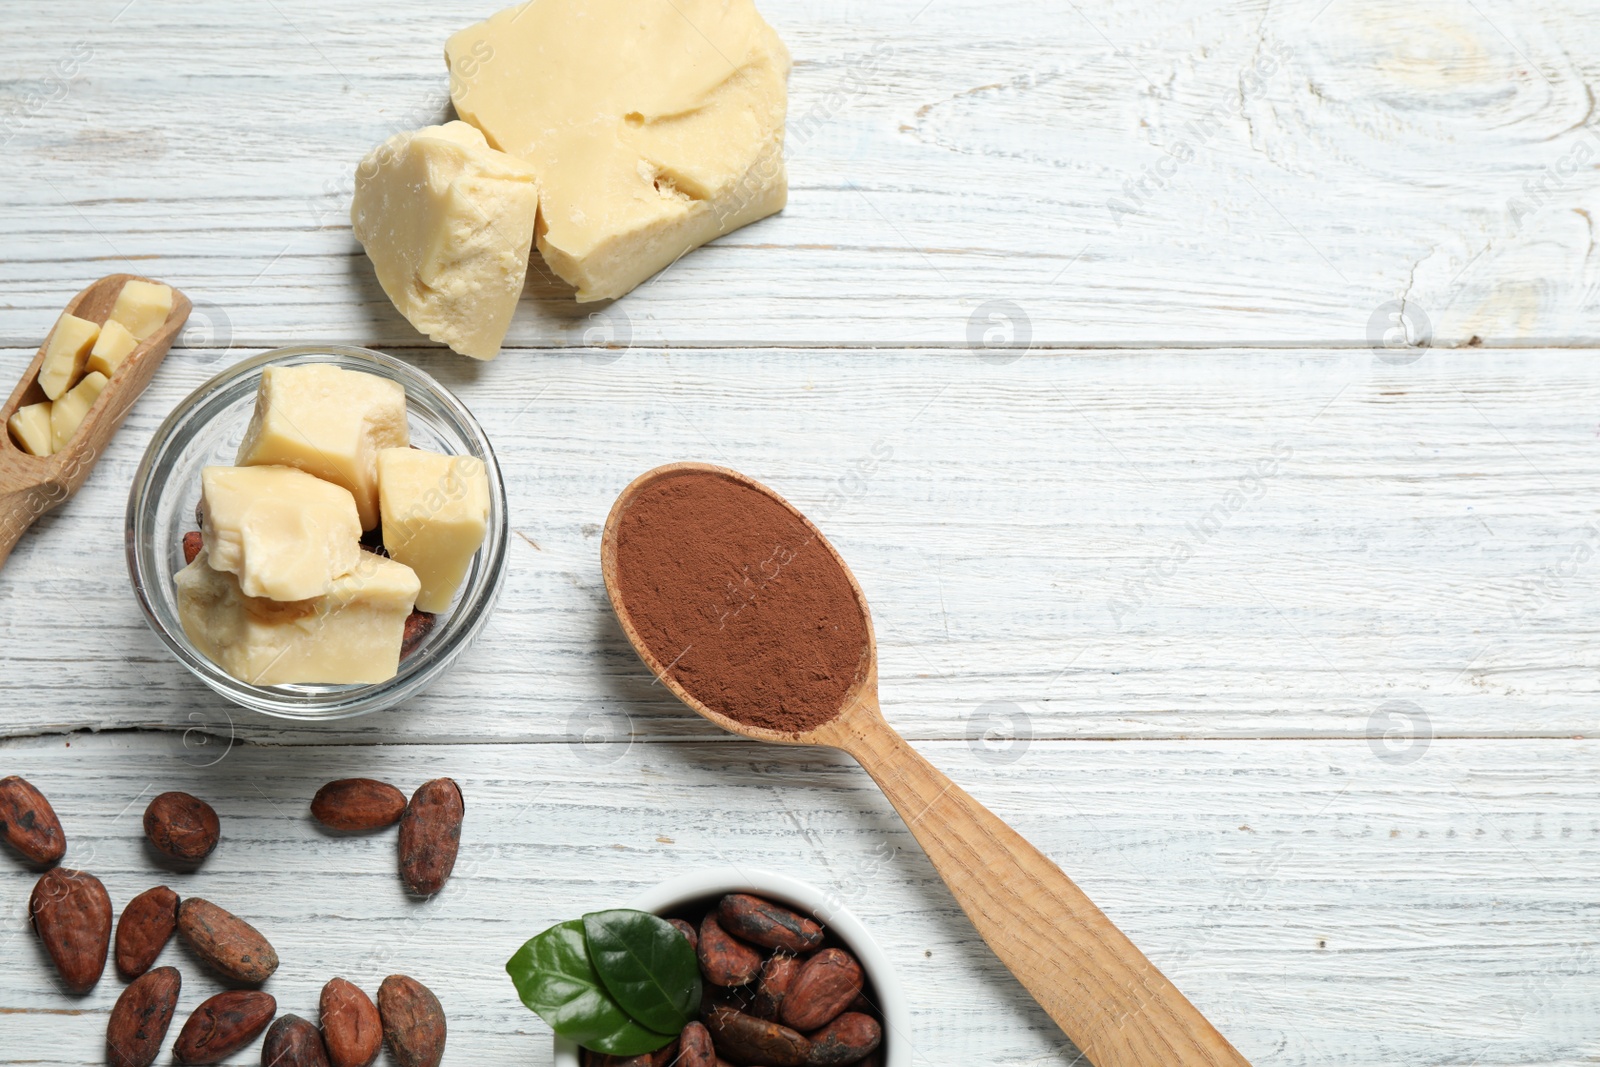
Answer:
top-left (602, 462), bottom-right (1252, 1067)
top-left (0, 274), bottom-right (191, 569)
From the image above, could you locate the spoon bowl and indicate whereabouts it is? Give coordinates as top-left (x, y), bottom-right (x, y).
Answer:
top-left (602, 462), bottom-right (1253, 1067)
top-left (0, 274), bottom-right (191, 569)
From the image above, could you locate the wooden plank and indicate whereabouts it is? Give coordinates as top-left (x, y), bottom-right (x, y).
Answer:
top-left (0, 346), bottom-right (1596, 745)
top-left (1, 0), bottom-right (1597, 347)
top-left (0, 732), bottom-right (1595, 1066)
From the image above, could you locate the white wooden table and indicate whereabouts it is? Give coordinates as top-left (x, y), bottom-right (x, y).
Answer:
top-left (3, 1), bottom-right (1599, 1064)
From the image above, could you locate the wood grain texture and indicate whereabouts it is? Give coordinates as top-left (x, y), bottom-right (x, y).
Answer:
top-left (2, 1), bottom-right (1599, 1064)
top-left (2, 0), bottom-right (1598, 347)
top-left (0, 732), bottom-right (1595, 1066)
top-left (0, 346), bottom-right (1597, 745)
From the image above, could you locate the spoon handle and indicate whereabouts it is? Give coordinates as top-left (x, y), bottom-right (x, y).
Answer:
top-left (840, 723), bottom-right (1251, 1067)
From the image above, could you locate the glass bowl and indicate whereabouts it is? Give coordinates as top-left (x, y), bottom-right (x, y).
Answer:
top-left (125, 345), bottom-right (508, 720)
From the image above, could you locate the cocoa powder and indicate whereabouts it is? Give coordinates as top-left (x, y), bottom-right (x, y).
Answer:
top-left (612, 470), bottom-right (869, 734)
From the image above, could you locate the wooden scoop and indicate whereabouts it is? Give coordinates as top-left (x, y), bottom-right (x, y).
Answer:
top-left (602, 462), bottom-right (1252, 1067)
top-left (0, 274), bottom-right (191, 569)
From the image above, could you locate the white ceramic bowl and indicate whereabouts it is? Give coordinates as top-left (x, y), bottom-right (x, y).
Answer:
top-left (554, 867), bottom-right (910, 1067)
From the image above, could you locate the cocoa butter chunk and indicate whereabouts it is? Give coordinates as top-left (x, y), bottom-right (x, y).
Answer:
top-left (311, 778), bottom-right (407, 832)
top-left (804, 1013), bottom-right (882, 1067)
top-left (378, 974), bottom-right (447, 1067)
top-left (172, 990), bottom-right (277, 1064)
top-left (106, 965), bottom-right (180, 1067)
top-left (0, 774), bottom-right (66, 865)
top-left (30, 867), bottom-right (111, 994)
top-left (718, 894), bottom-right (824, 953)
top-left (397, 778), bottom-right (463, 896)
top-left (143, 791), bottom-right (221, 862)
top-left (262, 1015), bottom-right (332, 1067)
top-left (706, 1005), bottom-right (809, 1067)
top-left (115, 885), bottom-right (180, 979)
top-left (176, 898), bottom-right (278, 984)
top-left (698, 912), bottom-right (762, 986)
top-left (780, 948), bottom-right (863, 1032)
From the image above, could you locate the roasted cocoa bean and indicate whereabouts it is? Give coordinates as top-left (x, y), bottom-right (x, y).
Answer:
top-left (378, 974), bottom-right (447, 1067)
top-left (679, 1020), bottom-right (717, 1067)
top-left (262, 1015), bottom-right (331, 1067)
top-left (698, 912), bottom-right (761, 986)
top-left (172, 989), bottom-right (276, 1064)
top-left (804, 1013), bottom-right (882, 1066)
top-left (706, 1005), bottom-right (810, 1067)
top-left (397, 778), bottom-right (462, 896)
top-left (29, 867), bottom-right (110, 993)
top-left (105, 965), bottom-right (180, 1067)
top-left (177, 898), bottom-right (278, 983)
top-left (401, 611), bottom-right (435, 659)
top-left (0, 775), bottom-right (65, 866)
top-left (143, 791), bottom-right (220, 862)
top-left (182, 530), bottom-right (203, 565)
top-left (752, 952), bottom-right (801, 1020)
top-left (667, 916), bottom-right (699, 953)
top-left (320, 977), bottom-right (383, 1067)
top-left (115, 885), bottom-right (179, 979)
top-left (717, 894), bottom-right (824, 954)
top-left (780, 949), bottom-right (862, 1032)
top-left (311, 779), bottom-right (407, 832)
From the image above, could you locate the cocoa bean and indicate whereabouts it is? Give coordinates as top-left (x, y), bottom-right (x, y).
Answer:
top-left (780, 949), bottom-right (862, 1032)
top-left (172, 989), bottom-right (276, 1064)
top-left (652, 1038), bottom-right (680, 1067)
top-left (29, 867), bottom-right (110, 993)
top-left (177, 898), bottom-right (278, 983)
top-left (752, 953), bottom-right (801, 1020)
top-left (115, 885), bottom-right (180, 979)
top-left (397, 778), bottom-right (462, 896)
top-left (667, 916), bottom-right (699, 953)
top-left (705, 1005), bottom-right (810, 1067)
top-left (143, 791), bottom-right (220, 862)
top-left (182, 530), bottom-right (203, 565)
top-left (311, 779), bottom-right (407, 832)
top-left (0, 775), bottom-right (65, 866)
top-left (679, 1020), bottom-right (717, 1067)
top-left (401, 611), bottom-right (435, 659)
top-left (698, 913), bottom-right (761, 987)
top-left (804, 1013), bottom-right (881, 1067)
top-left (378, 974), bottom-right (446, 1067)
top-left (105, 965), bottom-right (180, 1067)
top-left (717, 894), bottom-right (824, 954)
top-left (262, 1015), bottom-right (331, 1067)
top-left (320, 977), bottom-right (383, 1067)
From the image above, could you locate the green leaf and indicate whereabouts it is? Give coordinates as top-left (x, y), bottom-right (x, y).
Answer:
top-left (582, 909), bottom-right (703, 1035)
top-left (506, 920), bottom-right (676, 1055)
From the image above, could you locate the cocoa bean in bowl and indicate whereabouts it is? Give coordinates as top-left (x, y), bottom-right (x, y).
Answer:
top-left (549, 868), bottom-right (908, 1067)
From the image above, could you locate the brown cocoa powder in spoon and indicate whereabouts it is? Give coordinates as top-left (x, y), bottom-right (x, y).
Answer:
top-left (612, 469), bottom-right (869, 734)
